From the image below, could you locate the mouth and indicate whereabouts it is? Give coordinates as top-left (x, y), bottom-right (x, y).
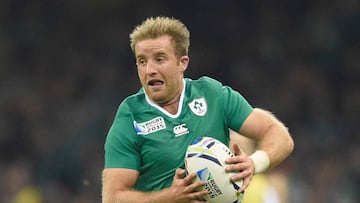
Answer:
top-left (148, 79), bottom-right (164, 87)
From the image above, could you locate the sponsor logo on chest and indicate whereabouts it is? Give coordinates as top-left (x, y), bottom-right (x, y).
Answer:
top-left (133, 116), bottom-right (166, 135)
top-left (173, 124), bottom-right (189, 137)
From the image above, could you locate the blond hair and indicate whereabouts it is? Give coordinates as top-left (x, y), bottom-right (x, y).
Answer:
top-left (129, 16), bottom-right (190, 58)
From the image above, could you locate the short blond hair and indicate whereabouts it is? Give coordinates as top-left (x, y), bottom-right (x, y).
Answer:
top-left (129, 16), bottom-right (190, 58)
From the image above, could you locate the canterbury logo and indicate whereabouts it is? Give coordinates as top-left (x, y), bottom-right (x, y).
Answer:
top-left (173, 124), bottom-right (189, 137)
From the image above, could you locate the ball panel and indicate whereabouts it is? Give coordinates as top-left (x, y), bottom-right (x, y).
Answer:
top-left (185, 137), bottom-right (244, 203)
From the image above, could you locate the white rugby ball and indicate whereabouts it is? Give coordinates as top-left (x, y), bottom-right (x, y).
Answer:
top-left (185, 137), bottom-right (244, 203)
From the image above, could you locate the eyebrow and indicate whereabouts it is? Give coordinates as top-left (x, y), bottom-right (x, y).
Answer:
top-left (136, 51), bottom-right (168, 59)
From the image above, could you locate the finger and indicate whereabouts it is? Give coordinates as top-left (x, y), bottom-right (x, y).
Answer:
top-left (181, 172), bottom-right (202, 188)
top-left (191, 200), bottom-right (210, 203)
top-left (191, 200), bottom-right (209, 203)
top-left (230, 169), bottom-right (251, 181)
top-left (225, 161), bottom-right (249, 173)
top-left (187, 187), bottom-right (208, 200)
top-left (184, 172), bottom-right (197, 182)
top-left (174, 168), bottom-right (186, 179)
top-left (226, 144), bottom-right (245, 164)
top-left (239, 175), bottom-right (252, 192)
top-left (183, 174), bottom-right (207, 193)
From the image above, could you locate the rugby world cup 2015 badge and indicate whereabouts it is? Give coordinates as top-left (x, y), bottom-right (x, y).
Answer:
top-left (197, 168), bottom-right (223, 199)
top-left (188, 97), bottom-right (207, 116)
top-left (133, 116), bottom-right (166, 135)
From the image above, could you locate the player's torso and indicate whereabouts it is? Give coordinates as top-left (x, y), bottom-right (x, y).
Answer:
top-left (131, 78), bottom-right (230, 191)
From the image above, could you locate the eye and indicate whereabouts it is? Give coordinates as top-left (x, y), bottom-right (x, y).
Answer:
top-left (156, 56), bottom-right (166, 63)
top-left (137, 58), bottom-right (146, 66)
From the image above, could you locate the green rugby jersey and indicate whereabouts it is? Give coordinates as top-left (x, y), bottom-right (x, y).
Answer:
top-left (104, 76), bottom-right (253, 191)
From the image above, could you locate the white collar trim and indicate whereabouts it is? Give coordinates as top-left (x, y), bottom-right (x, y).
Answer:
top-left (145, 79), bottom-right (186, 119)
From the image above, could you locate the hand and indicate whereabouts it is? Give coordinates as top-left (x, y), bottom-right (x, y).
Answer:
top-left (168, 168), bottom-right (209, 203)
top-left (225, 144), bottom-right (254, 192)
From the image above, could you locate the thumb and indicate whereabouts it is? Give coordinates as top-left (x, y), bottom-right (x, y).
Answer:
top-left (232, 143), bottom-right (242, 156)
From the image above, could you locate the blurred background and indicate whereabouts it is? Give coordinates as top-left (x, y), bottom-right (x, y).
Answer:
top-left (0, 0), bottom-right (359, 202)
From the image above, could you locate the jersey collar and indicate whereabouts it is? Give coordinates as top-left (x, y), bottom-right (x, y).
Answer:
top-left (145, 79), bottom-right (186, 118)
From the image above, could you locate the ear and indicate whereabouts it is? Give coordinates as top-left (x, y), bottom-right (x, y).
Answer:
top-left (179, 56), bottom-right (189, 73)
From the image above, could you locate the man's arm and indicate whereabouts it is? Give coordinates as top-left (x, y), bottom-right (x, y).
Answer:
top-left (102, 168), bottom-right (209, 203)
top-left (225, 108), bottom-right (294, 191)
top-left (239, 108), bottom-right (294, 169)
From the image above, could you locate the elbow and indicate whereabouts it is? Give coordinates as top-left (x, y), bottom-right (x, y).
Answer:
top-left (286, 131), bottom-right (295, 157)
top-left (279, 122), bottom-right (294, 157)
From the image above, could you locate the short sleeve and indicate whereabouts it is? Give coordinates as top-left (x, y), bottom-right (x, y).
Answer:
top-left (222, 85), bottom-right (254, 132)
top-left (104, 102), bottom-right (140, 169)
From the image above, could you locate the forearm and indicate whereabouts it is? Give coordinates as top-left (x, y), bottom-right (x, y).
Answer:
top-left (103, 188), bottom-right (173, 203)
top-left (102, 168), bottom-right (207, 203)
top-left (256, 118), bottom-right (294, 169)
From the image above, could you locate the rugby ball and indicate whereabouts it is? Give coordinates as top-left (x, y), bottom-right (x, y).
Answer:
top-left (185, 137), bottom-right (244, 203)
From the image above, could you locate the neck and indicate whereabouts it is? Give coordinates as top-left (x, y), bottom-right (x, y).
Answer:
top-left (160, 95), bottom-right (180, 115)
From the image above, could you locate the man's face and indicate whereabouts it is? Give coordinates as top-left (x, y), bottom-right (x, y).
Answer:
top-left (134, 35), bottom-right (189, 105)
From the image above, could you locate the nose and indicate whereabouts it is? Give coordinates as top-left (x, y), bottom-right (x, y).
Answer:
top-left (145, 60), bottom-right (157, 74)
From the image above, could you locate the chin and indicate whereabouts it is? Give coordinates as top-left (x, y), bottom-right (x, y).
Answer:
top-left (147, 93), bottom-right (165, 104)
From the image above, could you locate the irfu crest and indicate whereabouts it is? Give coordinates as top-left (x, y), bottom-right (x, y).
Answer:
top-left (188, 97), bottom-right (207, 116)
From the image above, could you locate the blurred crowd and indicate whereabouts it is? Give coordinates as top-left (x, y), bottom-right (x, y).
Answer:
top-left (0, 0), bottom-right (359, 202)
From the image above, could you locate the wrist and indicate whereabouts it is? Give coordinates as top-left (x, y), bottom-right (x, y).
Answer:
top-left (249, 150), bottom-right (270, 174)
